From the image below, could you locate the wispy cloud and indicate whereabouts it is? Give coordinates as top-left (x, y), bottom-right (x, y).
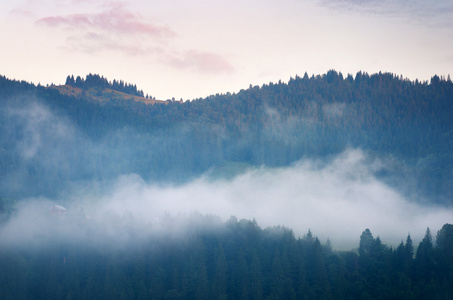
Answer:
top-left (9, 8), bottom-right (34, 18)
top-left (33, 2), bottom-right (235, 74)
top-left (37, 2), bottom-right (175, 38)
top-left (35, 2), bottom-right (174, 56)
top-left (7, 101), bottom-right (75, 161)
top-left (319, 0), bottom-right (453, 27)
top-left (64, 31), bottom-right (162, 55)
top-left (163, 50), bottom-right (235, 74)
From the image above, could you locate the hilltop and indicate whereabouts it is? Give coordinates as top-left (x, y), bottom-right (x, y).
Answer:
top-left (50, 84), bottom-right (166, 105)
top-left (49, 74), bottom-right (167, 105)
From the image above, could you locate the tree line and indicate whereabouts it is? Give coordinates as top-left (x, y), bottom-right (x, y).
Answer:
top-left (0, 215), bottom-right (452, 299)
top-left (65, 73), bottom-right (146, 98)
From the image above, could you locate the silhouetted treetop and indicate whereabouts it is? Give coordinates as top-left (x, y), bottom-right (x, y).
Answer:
top-left (0, 219), bottom-right (452, 299)
top-left (65, 73), bottom-right (145, 97)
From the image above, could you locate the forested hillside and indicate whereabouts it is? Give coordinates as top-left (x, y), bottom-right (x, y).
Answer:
top-left (1, 214), bottom-right (452, 299)
top-left (1, 71), bottom-right (453, 203)
top-left (1, 72), bottom-right (453, 299)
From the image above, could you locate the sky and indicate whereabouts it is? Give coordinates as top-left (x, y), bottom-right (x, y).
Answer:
top-left (1, 0), bottom-right (452, 100)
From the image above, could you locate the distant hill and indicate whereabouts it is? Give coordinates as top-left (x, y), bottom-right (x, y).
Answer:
top-left (0, 71), bottom-right (452, 204)
top-left (49, 84), bottom-right (166, 105)
top-left (50, 73), bottom-right (167, 105)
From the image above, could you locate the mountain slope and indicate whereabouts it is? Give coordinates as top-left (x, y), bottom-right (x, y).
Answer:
top-left (49, 84), bottom-right (166, 105)
top-left (0, 71), bottom-right (452, 204)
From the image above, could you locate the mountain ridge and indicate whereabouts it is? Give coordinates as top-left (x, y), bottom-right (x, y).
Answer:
top-left (0, 70), bottom-right (452, 204)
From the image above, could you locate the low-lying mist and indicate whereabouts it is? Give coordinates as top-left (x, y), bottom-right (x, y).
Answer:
top-left (1, 149), bottom-right (451, 251)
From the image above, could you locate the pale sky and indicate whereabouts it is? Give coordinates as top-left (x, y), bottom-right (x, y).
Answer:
top-left (1, 0), bottom-right (452, 100)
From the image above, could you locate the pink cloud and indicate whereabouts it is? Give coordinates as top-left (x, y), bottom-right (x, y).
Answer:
top-left (38, 14), bottom-right (90, 27)
top-left (36, 3), bottom-right (175, 38)
top-left (33, 1), bottom-right (233, 72)
top-left (166, 50), bottom-right (235, 74)
top-left (10, 8), bottom-right (35, 18)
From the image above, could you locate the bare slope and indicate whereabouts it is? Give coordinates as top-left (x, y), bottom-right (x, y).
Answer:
top-left (49, 84), bottom-right (167, 105)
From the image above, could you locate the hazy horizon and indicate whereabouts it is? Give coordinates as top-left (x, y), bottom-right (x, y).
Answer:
top-left (1, 0), bottom-right (452, 99)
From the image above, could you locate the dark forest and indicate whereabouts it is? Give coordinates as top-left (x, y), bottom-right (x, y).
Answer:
top-left (1, 215), bottom-right (452, 300)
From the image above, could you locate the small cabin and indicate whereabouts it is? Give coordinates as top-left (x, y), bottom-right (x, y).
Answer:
top-left (49, 205), bottom-right (67, 215)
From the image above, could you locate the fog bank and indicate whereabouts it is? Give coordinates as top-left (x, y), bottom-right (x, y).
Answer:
top-left (1, 149), bottom-right (451, 250)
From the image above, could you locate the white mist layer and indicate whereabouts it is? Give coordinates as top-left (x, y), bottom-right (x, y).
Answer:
top-left (2, 149), bottom-right (452, 250)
